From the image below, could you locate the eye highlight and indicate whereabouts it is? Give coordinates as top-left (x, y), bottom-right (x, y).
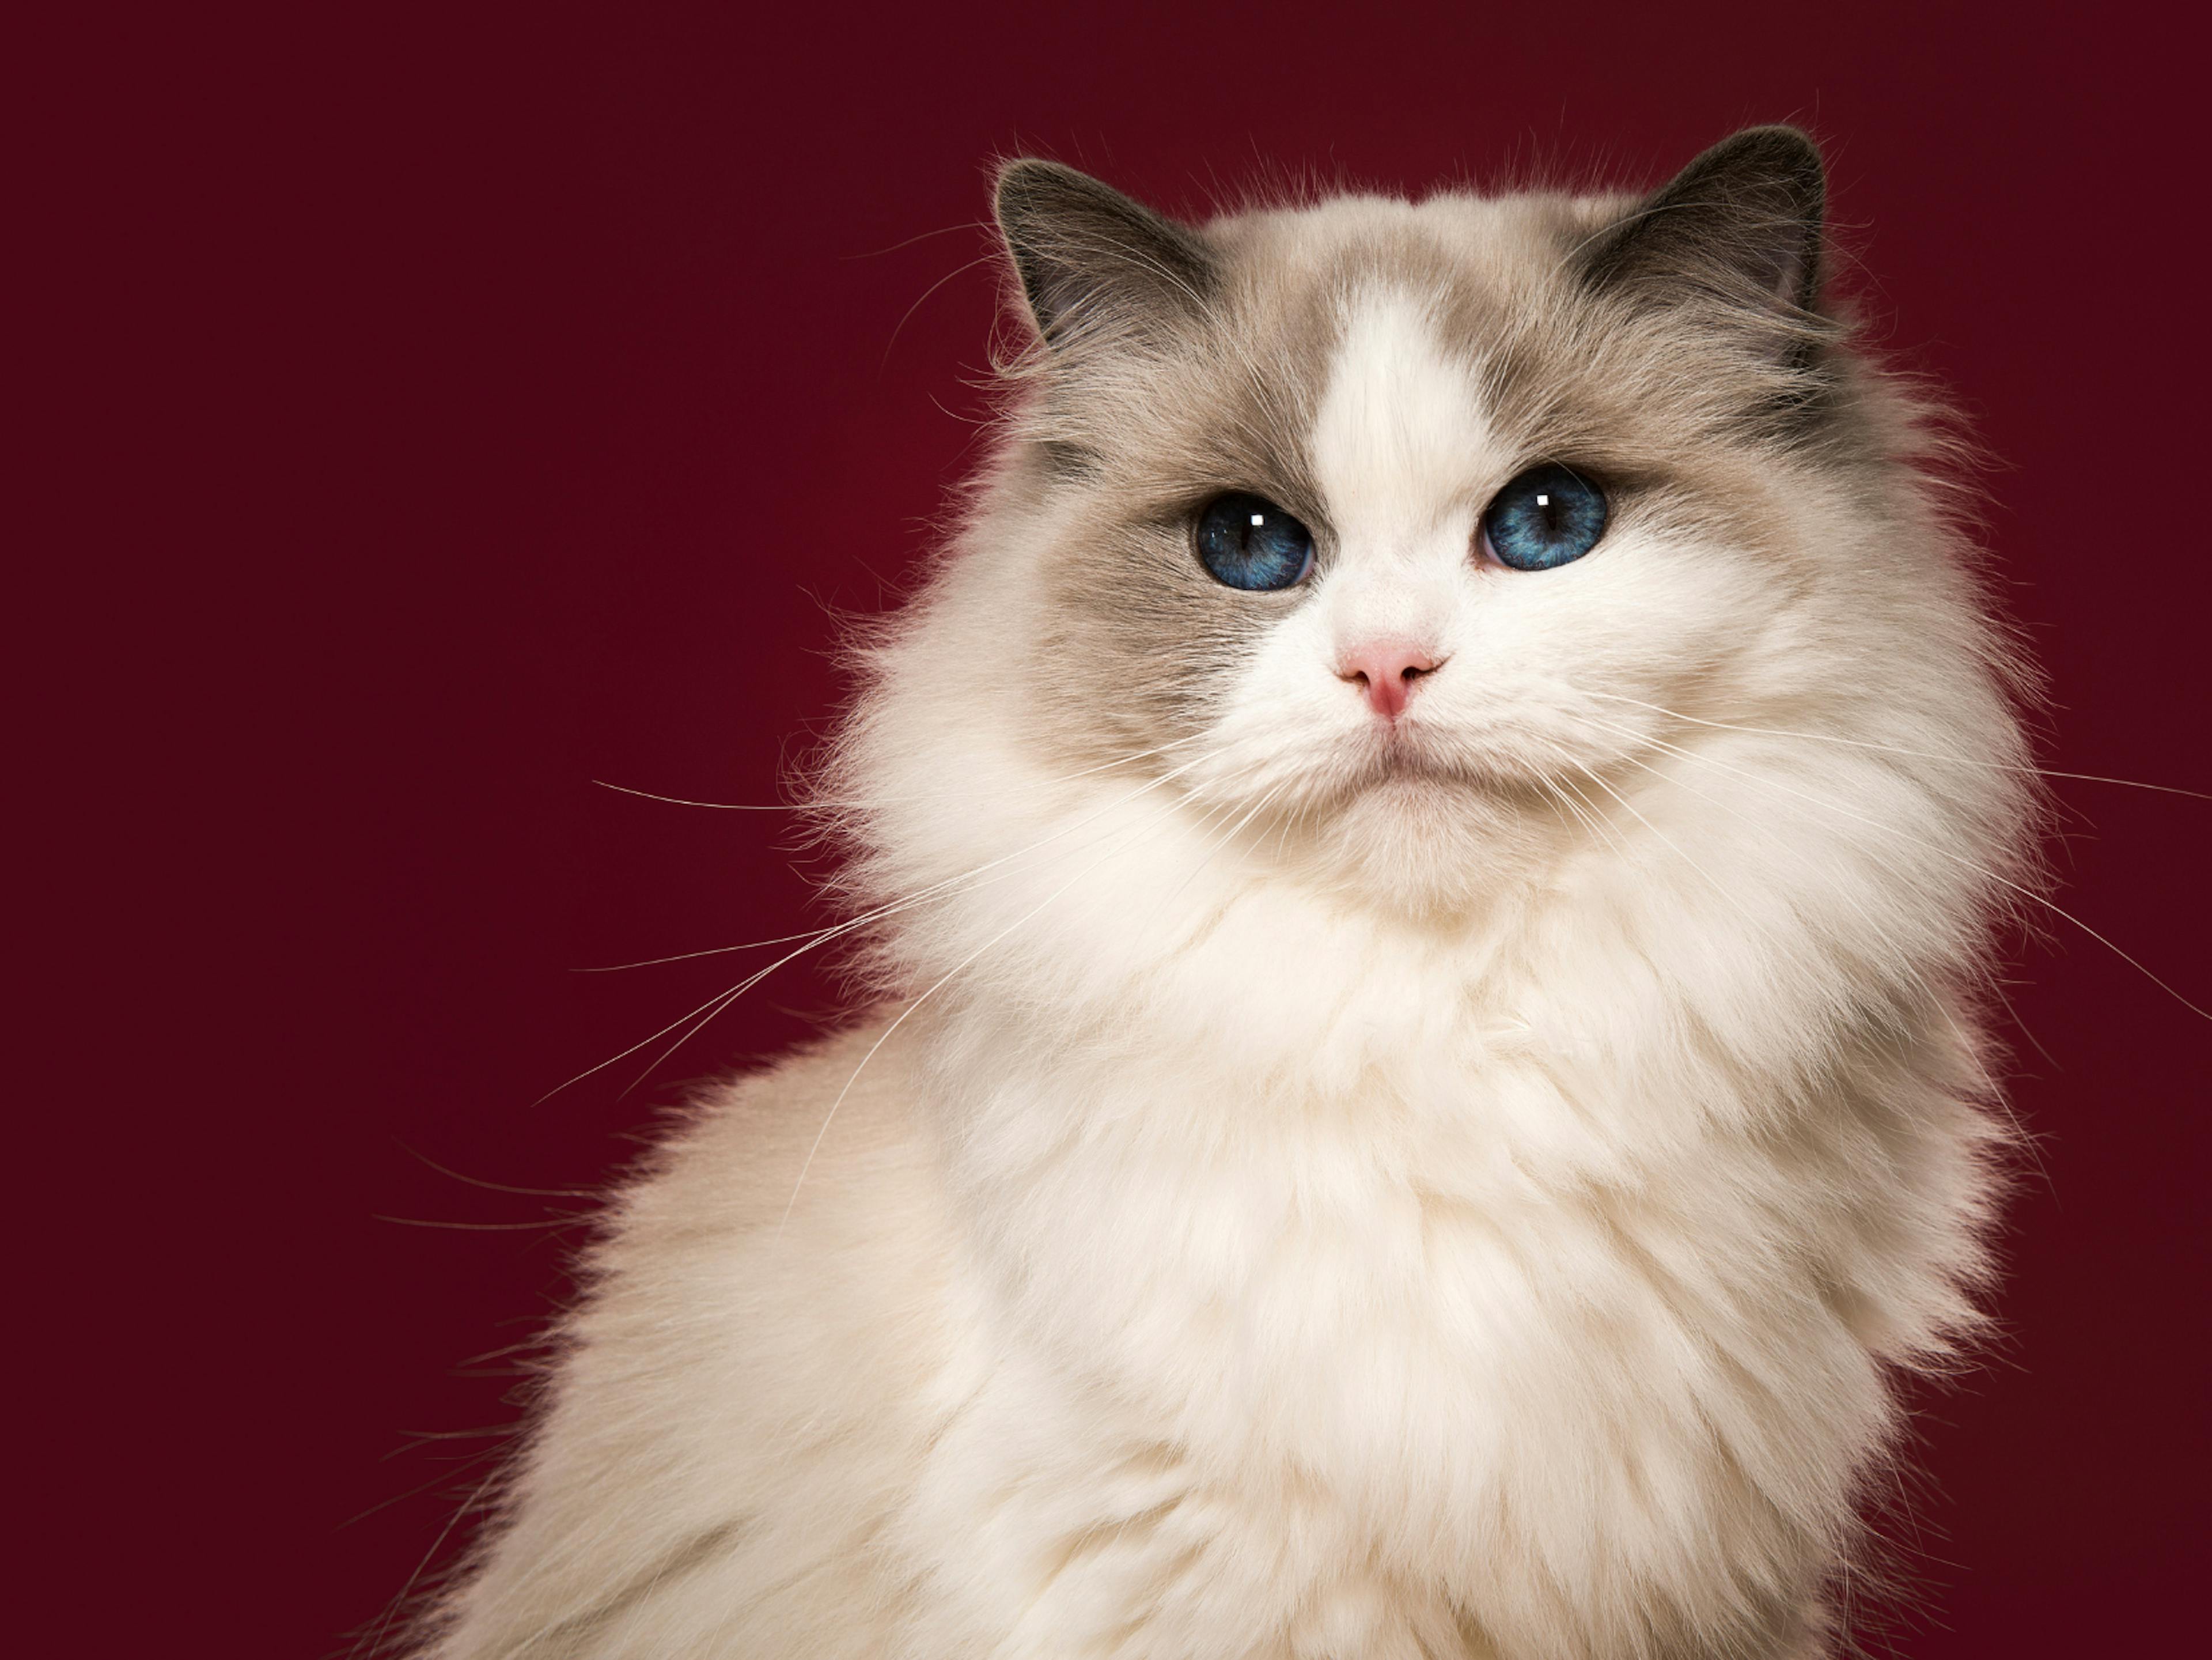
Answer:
top-left (1479, 464), bottom-right (1608, 571)
top-left (1195, 493), bottom-right (1315, 591)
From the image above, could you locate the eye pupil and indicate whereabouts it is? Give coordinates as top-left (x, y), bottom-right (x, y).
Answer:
top-left (1196, 493), bottom-right (1315, 592)
top-left (1481, 464), bottom-right (1607, 571)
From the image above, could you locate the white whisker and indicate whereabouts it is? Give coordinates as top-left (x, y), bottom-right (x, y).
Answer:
top-left (1575, 688), bottom-right (2211, 803)
top-left (589, 734), bottom-right (1210, 817)
top-left (538, 751), bottom-right (1225, 1103)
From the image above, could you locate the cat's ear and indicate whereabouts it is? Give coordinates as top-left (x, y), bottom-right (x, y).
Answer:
top-left (994, 160), bottom-right (1218, 350)
top-left (1581, 126), bottom-right (1828, 355)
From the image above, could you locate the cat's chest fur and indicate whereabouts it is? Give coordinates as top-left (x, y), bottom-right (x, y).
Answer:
top-left (905, 887), bottom-right (1907, 1646)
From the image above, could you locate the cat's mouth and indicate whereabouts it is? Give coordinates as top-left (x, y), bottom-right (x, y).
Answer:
top-left (1378, 733), bottom-right (1440, 770)
top-left (1352, 728), bottom-right (1470, 792)
top-left (1334, 723), bottom-right (1541, 807)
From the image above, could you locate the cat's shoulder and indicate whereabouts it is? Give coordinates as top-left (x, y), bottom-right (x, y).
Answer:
top-left (598, 1011), bottom-right (938, 1264)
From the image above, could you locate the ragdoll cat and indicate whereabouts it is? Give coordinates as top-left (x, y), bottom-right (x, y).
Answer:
top-left (416, 127), bottom-right (2038, 1658)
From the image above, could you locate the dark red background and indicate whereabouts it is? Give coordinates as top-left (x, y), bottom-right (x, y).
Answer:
top-left (33, 4), bottom-right (2209, 1654)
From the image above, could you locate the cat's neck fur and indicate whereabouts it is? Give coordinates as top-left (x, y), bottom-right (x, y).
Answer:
top-left (825, 678), bottom-right (1996, 1654)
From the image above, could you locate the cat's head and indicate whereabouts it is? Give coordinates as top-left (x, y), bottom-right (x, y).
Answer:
top-left (839, 129), bottom-right (2021, 932)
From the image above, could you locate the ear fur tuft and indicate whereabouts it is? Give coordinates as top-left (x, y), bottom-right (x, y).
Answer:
top-left (1582, 126), bottom-right (1829, 354)
top-left (993, 160), bottom-right (1218, 349)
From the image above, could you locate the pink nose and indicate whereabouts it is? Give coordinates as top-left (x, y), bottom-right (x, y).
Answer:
top-left (1336, 640), bottom-right (1440, 720)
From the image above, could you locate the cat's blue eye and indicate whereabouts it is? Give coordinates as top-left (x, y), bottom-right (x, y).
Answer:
top-left (1479, 464), bottom-right (1608, 571)
top-left (1195, 493), bottom-right (1315, 591)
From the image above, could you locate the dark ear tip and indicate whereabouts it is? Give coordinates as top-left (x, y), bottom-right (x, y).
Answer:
top-left (1724, 123), bottom-right (1822, 158)
top-left (1697, 125), bottom-right (1825, 195)
top-left (1585, 123), bottom-right (1831, 323)
top-left (988, 161), bottom-right (1215, 346)
top-left (993, 158), bottom-right (1091, 229)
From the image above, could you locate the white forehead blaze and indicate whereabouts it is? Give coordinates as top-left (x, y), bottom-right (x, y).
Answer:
top-left (1309, 286), bottom-right (1499, 559)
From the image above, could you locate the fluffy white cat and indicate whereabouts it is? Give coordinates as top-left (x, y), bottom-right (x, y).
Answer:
top-left (415, 127), bottom-right (2039, 1658)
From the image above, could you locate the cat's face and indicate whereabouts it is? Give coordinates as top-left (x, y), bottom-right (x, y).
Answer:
top-left (930, 134), bottom-right (1961, 916)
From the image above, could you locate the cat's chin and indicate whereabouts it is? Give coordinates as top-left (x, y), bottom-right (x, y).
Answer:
top-left (1312, 768), bottom-right (1544, 920)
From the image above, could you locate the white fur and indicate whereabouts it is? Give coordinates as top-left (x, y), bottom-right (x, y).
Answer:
top-left (421, 243), bottom-right (2028, 1656)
